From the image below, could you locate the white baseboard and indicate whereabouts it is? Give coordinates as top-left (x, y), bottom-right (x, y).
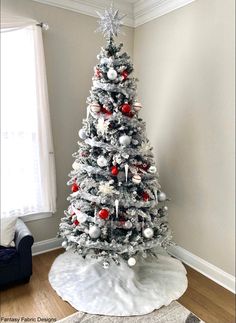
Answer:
top-left (32, 237), bottom-right (63, 256)
top-left (168, 245), bottom-right (236, 294)
top-left (32, 238), bottom-right (235, 294)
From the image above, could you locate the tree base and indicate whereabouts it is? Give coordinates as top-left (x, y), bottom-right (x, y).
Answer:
top-left (48, 248), bottom-right (188, 316)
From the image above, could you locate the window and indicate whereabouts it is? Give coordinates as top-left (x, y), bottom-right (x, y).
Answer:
top-left (1, 19), bottom-right (56, 219)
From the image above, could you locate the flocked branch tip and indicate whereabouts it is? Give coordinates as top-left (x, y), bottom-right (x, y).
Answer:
top-left (96, 6), bottom-right (126, 39)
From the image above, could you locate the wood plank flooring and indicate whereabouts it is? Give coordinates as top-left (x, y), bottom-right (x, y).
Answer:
top-left (0, 249), bottom-right (235, 322)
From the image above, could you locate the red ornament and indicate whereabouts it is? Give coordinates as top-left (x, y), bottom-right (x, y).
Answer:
top-left (71, 183), bottom-right (79, 192)
top-left (95, 68), bottom-right (101, 78)
top-left (119, 217), bottom-right (126, 225)
top-left (98, 209), bottom-right (109, 220)
top-left (101, 106), bottom-right (112, 116)
top-left (121, 104), bottom-right (131, 114)
top-left (142, 192), bottom-right (150, 201)
top-left (74, 219), bottom-right (80, 226)
top-left (122, 70), bottom-right (128, 80)
top-left (127, 111), bottom-right (134, 118)
top-left (111, 166), bottom-right (119, 176)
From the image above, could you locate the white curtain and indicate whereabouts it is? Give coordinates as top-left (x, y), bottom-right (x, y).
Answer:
top-left (1, 17), bottom-right (57, 218)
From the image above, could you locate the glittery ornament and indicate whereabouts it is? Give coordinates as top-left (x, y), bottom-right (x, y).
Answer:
top-left (103, 260), bottom-right (110, 269)
top-left (107, 68), bottom-right (117, 80)
top-left (148, 165), bottom-right (157, 173)
top-left (100, 57), bottom-right (110, 65)
top-left (143, 227), bottom-right (154, 239)
top-left (128, 257), bottom-right (136, 267)
top-left (89, 226), bottom-right (101, 239)
top-left (119, 135), bottom-right (131, 146)
top-left (62, 241), bottom-right (67, 248)
top-left (78, 128), bottom-right (87, 140)
top-left (158, 192), bottom-right (167, 202)
top-left (97, 155), bottom-right (108, 167)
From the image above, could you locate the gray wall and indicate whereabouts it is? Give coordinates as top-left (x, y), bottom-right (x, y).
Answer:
top-left (134, 0), bottom-right (235, 275)
top-left (2, 0), bottom-right (134, 242)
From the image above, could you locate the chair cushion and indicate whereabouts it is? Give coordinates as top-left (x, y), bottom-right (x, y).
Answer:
top-left (0, 217), bottom-right (17, 247)
top-left (0, 246), bottom-right (17, 264)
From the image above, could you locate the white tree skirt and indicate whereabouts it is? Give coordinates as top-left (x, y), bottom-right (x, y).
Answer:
top-left (49, 248), bottom-right (188, 316)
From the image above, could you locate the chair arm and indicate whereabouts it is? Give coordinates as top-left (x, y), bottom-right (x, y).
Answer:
top-left (14, 219), bottom-right (34, 254)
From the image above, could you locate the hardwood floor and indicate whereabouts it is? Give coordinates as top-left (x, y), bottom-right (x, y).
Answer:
top-left (0, 249), bottom-right (235, 322)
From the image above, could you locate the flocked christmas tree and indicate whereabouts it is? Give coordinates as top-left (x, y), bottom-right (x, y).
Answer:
top-left (59, 7), bottom-right (172, 268)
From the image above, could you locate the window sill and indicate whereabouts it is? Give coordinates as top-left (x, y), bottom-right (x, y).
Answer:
top-left (21, 212), bottom-right (53, 222)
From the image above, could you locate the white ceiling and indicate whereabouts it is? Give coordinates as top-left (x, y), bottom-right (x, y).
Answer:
top-left (32, 0), bottom-right (195, 27)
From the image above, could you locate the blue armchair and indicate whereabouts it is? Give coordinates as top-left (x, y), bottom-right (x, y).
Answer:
top-left (0, 218), bottom-right (34, 290)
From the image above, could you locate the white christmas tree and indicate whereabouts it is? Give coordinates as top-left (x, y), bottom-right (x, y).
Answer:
top-left (58, 6), bottom-right (172, 268)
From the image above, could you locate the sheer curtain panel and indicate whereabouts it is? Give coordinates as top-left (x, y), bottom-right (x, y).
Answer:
top-left (1, 17), bottom-right (56, 218)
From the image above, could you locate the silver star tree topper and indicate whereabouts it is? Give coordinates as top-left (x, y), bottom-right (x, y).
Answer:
top-left (96, 6), bottom-right (126, 39)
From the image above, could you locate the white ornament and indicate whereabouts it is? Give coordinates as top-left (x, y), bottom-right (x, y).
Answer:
top-left (124, 164), bottom-right (129, 182)
top-left (128, 257), bottom-right (136, 267)
top-left (62, 241), bottom-right (67, 248)
top-left (119, 135), bottom-right (131, 146)
top-left (97, 155), bottom-right (108, 167)
top-left (103, 261), bottom-right (110, 269)
top-left (132, 174), bottom-right (141, 185)
top-left (124, 221), bottom-right (132, 229)
top-left (97, 117), bottom-right (109, 135)
top-left (89, 226), bottom-right (101, 239)
top-left (86, 106), bottom-right (90, 120)
top-left (133, 102), bottom-right (142, 112)
top-left (74, 210), bottom-right (88, 223)
top-left (79, 128), bottom-right (87, 140)
top-left (107, 68), bottom-right (117, 80)
top-left (148, 166), bottom-right (157, 174)
top-left (115, 199), bottom-right (119, 218)
top-left (90, 102), bottom-right (101, 113)
top-left (143, 227), bottom-right (154, 239)
top-left (100, 57), bottom-right (110, 65)
top-left (99, 182), bottom-right (115, 195)
top-left (72, 161), bottom-right (80, 170)
top-left (158, 192), bottom-right (167, 202)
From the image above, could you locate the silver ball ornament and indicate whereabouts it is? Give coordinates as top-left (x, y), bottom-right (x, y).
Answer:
top-left (119, 135), bottom-right (131, 146)
top-left (103, 260), bottom-right (110, 269)
top-left (89, 226), bottom-right (101, 239)
top-left (158, 192), bottom-right (167, 202)
top-left (124, 221), bottom-right (132, 229)
top-left (100, 57), bottom-right (109, 65)
top-left (143, 227), bottom-right (154, 239)
top-left (107, 68), bottom-right (117, 80)
top-left (62, 241), bottom-right (67, 248)
top-left (132, 174), bottom-right (141, 185)
top-left (72, 161), bottom-right (80, 170)
top-left (78, 128), bottom-right (87, 140)
top-left (128, 257), bottom-right (136, 267)
top-left (163, 206), bottom-right (168, 212)
top-left (148, 165), bottom-right (157, 174)
top-left (97, 155), bottom-right (108, 167)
